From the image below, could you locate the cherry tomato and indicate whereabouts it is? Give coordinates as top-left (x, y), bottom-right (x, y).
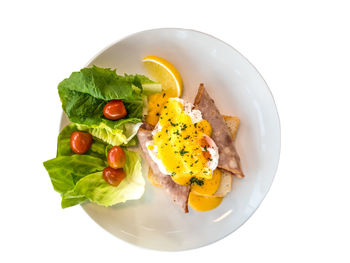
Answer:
top-left (102, 167), bottom-right (126, 187)
top-left (103, 100), bottom-right (127, 120)
top-left (70, 131), bottom-right (92, 154)
top-left (107, 146), bottom-right (126, 169)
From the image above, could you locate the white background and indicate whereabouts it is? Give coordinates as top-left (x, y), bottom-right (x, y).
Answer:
top-left (1, 0), bottom-right (349, 262)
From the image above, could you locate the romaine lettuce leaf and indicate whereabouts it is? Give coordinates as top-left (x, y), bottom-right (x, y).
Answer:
top-left (57, 66), bottom-right (155, 145)
top-left (76, 119), bottom-right (142, 146)
top-left (58, 68), bottom-right (143, 126)
top-left (61, 150), bottom-right (144, 208)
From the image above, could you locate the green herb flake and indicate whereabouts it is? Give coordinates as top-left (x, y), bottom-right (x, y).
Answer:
top-left (190, 177), bottom-right (204, 186)
top-left (179, 148), bottom-right (189, 156)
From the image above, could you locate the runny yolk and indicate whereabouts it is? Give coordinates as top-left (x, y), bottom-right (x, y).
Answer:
top-left (153, 99), bottom-right (213, 185)
top-left (188, 192), bottom-right (223, 212)
top-left (191, 169), bottom-right (221, 196)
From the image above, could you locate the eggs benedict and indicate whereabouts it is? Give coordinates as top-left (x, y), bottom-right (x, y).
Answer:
top-left (146, 98), bottom-right (219, 186)
top-left (138, 84), bottom-right (244, 213)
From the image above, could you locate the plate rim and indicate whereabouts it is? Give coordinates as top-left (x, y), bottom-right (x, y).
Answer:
top-left (60, 27), bottom-right (281, 251)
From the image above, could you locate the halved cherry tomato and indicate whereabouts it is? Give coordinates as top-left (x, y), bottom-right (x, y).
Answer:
top-left (107, 146), bottom-right (126, 169)
top-left (103, 100), bottom-right (127, 120)
top-left (70, 131), bottom-right (92, 154)
top-left (102, 167), bottom-right (126, 187)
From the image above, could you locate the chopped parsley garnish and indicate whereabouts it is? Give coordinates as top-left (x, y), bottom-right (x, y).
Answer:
top-left (164, 106), bottom-right (167, 109)
top-left (170, 121), bottom-right (177, 127)
top-left (190, 177), bottom-right (204, 186)
top-left (173, 130), bottom-right (180, 135)
top-left (203, 145), bottom-right (208, 151)
top-left (194, 123), bottom-right (198, 128)
top-left (181, 124), bottom-right (187, 131)
top-left (156, 112), bottom-right (160, 116)
top-left (179, 148), bottom-right (189, 156)
top-left (209, 158), bottom-right (213, 161)
top-left (184, 135), bottom-right (190, 140)
top-left (162, 93), bottom-right (166, 98)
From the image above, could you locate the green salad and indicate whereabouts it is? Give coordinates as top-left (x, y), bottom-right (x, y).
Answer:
top-left (43, 66), bottom-right (161, 208)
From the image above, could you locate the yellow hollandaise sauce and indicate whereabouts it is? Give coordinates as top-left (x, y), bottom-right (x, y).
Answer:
top-left (146, 92), bottom-right (169, 126)
top-left (191, 169), bottom-right (221, 195)
top-left (189, 169), bottom-right (223, 211)
top-left (189, 192), bottom-right (223, 212)
top-left (151, 98), bottom-right (213, 185)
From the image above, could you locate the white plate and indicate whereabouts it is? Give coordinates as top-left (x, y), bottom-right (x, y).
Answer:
top-left (60, 28), bottom-right (280, 251)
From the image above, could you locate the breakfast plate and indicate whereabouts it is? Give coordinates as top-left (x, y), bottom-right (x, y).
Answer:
top-left (59, 28), bottom-right (280, 250)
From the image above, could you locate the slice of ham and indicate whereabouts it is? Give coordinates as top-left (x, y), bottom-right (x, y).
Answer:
top-left (137, 128), bottom-right (190, 213)
top-left (194, 84), bottom-right (244, 178)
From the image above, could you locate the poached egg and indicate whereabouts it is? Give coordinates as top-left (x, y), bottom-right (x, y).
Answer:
top-left (146, 98), bottom-right (219, 185)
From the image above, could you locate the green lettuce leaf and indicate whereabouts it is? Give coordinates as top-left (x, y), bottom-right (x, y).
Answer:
top-left (76, 119), bottom-right (142, 146)
top-left (61, 190), bottom-right (87, 208)
top-left (58, 66), bottom-right (143, 125)
top-left (57, 66), bottom-right (156, 145)
top-left (56, 124), bottom-right (107, 159)
top-left (44, 124), bottom-right (145, 208)
top-left (43, 155), bottom-right (106, 194)
top-left (123, 74), bottom-right (162, 95)
top-left (44, 124), bottom-right (108, 194)
top-left (61, 150), bottom-right (144, 208)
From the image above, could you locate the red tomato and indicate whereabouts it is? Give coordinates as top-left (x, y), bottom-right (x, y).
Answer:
top-left (107, 146), bottom-right (126, 169)
top-left (70, 131), bottom-right (92, 154)
top-left (103, 100), bottom-right (127, 120)
top-left (102, 167), bottom-right (126, 187)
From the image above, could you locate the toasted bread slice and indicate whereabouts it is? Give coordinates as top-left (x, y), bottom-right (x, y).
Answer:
top-left (212, 170), bottom-right (233, 197)
top-left (210, 115), bottom-right (240, 197)
top-left (223, 115), bottom-right (240, 142)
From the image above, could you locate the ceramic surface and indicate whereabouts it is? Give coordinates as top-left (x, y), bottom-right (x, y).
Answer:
top-left (60, 28), bottom-right (280, 251)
